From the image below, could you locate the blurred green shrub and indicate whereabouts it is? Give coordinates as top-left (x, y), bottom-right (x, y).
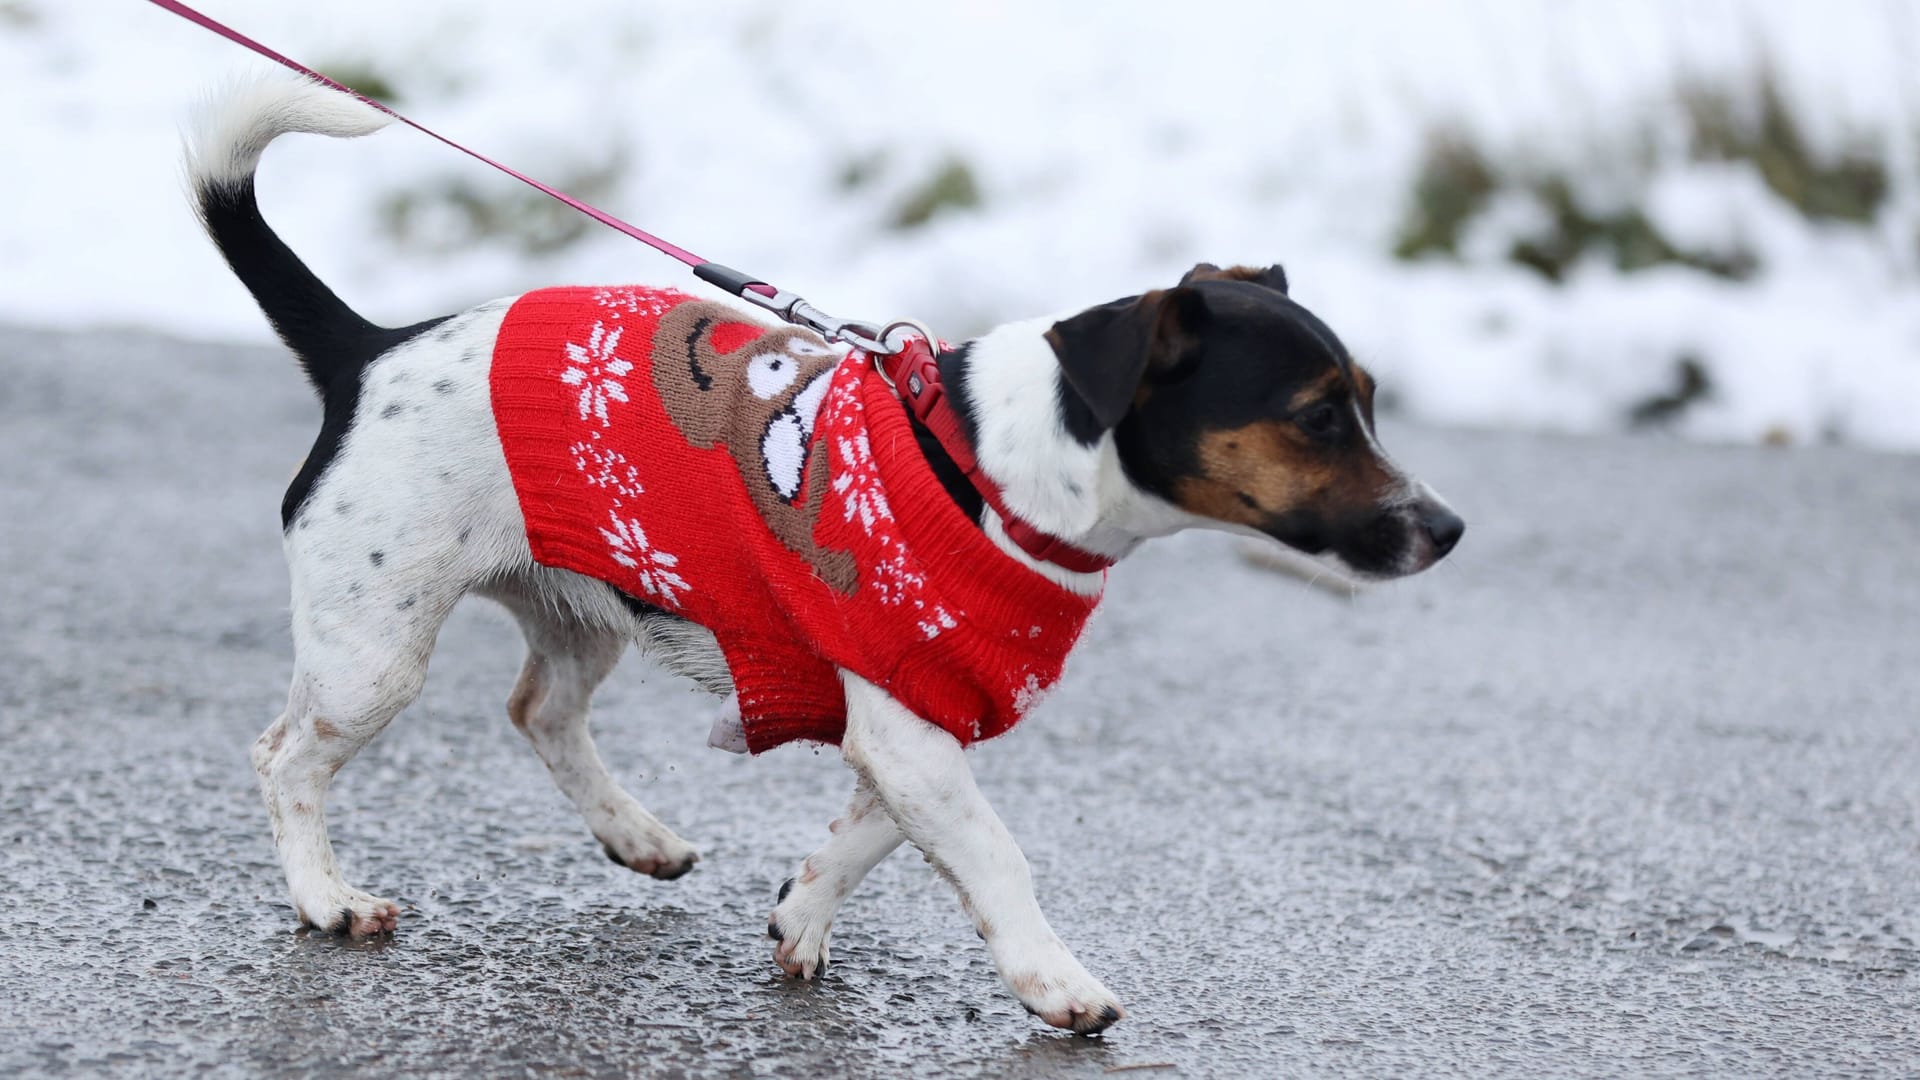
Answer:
top-left (380, 156), bottom-right (627, 256)
top-left (890, 158), bottom-right (982, 230)
top-left (836, 150), bottom-right (888, 193)
top-left (1393, 66), bottom-right (1887, 281)
top-left (1392, 135), bottom-right (1497, 260)
top-left (1681, 71), bottom-right (1887, 224)
top-left (1508, 176), bottom-right (1758, 283)
top-left (315, 62), bottom-right (402, 105)
top-left (0, 2), bottom-right (40, 29)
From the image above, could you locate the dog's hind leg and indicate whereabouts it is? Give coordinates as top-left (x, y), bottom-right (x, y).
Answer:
top-left (253, 565), bottom-right (461, 938)
top-left (503, 603), bottom-right (699, 880)
top-left (768, 776), bottom-right (904, 978)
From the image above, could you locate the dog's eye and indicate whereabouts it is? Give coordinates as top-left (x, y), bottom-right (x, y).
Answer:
top-left (1295, 401), bottom-right (1343, 440)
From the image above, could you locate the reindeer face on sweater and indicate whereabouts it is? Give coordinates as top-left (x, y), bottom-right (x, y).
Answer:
top-left (651, 303), bottom-right (858, 592)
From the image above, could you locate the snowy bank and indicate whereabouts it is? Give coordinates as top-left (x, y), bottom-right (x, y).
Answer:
top-left (2, 0), bottom-right (1916, 448)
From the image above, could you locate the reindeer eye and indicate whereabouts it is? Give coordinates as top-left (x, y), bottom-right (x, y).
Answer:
top-left (747, 351), bottom-right (800, 399)
top-left (1295, 401), bottom-right (1343, 440)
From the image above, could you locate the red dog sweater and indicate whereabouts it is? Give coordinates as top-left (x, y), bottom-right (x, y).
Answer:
top-left (489, 286), bottom-right (1103, 753)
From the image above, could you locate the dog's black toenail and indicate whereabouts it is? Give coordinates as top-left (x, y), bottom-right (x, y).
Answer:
top-left (767, 919), bottom-right (784, 941)
top-left (777, 877), bottom-right (795, 903)
top-left (331, 907), bottom-right (354, 935)
top-left (1021, 1001), bottom-right (1041, 1017)
top-left (602, 843), bottom-right (625, 866)
top-left (1098, 1005), bottom-right (1120, 1026)
top-left (654, 859), bottom-right (694, 881)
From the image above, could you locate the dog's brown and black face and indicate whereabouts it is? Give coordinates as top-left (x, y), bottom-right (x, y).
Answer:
top-left (1048, 263), bottom-right (1462, 578)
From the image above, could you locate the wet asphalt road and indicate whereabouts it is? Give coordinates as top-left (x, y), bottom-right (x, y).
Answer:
top-left (1, 324), bottom-right (1916, 1078)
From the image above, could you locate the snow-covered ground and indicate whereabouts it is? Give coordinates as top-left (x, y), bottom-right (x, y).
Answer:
top-left (4, 0), bottom-right (1918, 448)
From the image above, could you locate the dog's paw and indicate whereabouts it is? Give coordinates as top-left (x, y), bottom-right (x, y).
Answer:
top-left (300, 889), bottom-right (401, 938)
top-left (998, 942), bottom-right (1125, 1034)
top-left (771, 925), bottom-right (831, 980)
top-left (589, 800), bottom-right (700, 881)
top-left (600, 833), bottom-right (700, 880)
top-left (768, 876), bottom-right (833, 980)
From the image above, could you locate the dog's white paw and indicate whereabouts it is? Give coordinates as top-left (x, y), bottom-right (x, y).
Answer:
top-left (599, 828), bottom-right (700, 880)
top-left (297, 886), bottom-right (401, 938)
top-left (997, 940), bottom-right (1125, 1034)
top-left (767, 876), bottom-right (834, 979)
top-left (586, 795), bottom-right (700, 880)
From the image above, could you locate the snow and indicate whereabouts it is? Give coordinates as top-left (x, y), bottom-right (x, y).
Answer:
top-left (3, 0), bottom-right (1917, 448)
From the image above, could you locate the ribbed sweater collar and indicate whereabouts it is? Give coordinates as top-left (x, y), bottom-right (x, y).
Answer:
top-left (854, 362), bottom-right (1104, 630)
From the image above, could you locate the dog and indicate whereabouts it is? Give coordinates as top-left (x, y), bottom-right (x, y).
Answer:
top-left (186, 76), bottom-right (1462, 1034)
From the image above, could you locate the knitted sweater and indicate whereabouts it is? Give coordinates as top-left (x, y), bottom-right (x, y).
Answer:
top-left (490, 286), bottom-right (1103, 753)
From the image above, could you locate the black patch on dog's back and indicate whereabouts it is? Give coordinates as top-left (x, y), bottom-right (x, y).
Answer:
top-left (194, 175), bottom-right (454, 530)
top-left (281, 315), bottom-right (453, 530)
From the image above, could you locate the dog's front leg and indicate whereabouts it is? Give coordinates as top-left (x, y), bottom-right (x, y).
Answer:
top-left (839, 672), bottom-right (1123, 1034)
top-left (767, 775), bottom-right (901, 979)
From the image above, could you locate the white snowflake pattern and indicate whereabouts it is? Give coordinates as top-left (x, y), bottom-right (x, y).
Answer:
top-left (592, 286), bottom-right (681, 319)
top-left (821, 376), bottom-right (956, 640)
top-left (832, 430), bottom-right (893, 534)
top-left (599, 509), bottom-right (689, 608)
top-left (570, 442), bottom-right (643, 499)
top-left (561, 321), bottom-right (631, 425)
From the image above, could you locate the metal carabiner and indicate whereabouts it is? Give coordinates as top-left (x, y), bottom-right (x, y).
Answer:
top-left (694, 262), bottom-right (903, 355)
top-left (786, 300), bottom-right (896, 355)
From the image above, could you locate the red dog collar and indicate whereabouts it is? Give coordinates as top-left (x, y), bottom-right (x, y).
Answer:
top-left (873, 340), bottom-right (1115, 575)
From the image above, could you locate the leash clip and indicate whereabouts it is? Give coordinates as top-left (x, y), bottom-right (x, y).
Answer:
top-left (788, 299), bottom-right (895, 355)
top-left (694, 262), bottom-right (899, 354)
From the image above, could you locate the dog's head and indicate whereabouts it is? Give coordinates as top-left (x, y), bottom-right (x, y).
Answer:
top-left (1046, 263), bottom-right (1462, 579)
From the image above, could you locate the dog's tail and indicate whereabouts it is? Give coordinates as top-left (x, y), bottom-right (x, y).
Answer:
top-left (185, 75), bottom-right (420, 397)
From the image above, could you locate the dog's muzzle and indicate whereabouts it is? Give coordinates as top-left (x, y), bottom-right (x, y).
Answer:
top-left (1319, 490), bottom-right (1464, 580)
top-left (1417, 501), bottom-right (1465, 560)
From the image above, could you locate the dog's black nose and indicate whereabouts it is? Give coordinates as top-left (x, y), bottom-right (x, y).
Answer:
top-left (1420, 504), bottom-right (1464, 558)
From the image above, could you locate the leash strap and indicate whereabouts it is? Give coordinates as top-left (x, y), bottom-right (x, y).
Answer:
top-left (150, 0), bottom-right (1109, 572)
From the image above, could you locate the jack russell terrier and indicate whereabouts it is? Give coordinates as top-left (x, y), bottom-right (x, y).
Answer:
top-left (186, 76), bottom-right (1462, 1034)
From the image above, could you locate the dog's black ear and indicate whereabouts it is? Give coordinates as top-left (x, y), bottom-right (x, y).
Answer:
top-left (1250, 263), bottom-right (1288, 294)
top-left (1178, 262), bottom-right (1289, 295)
top-left (1047, 287), bottom-right (1208, 439)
